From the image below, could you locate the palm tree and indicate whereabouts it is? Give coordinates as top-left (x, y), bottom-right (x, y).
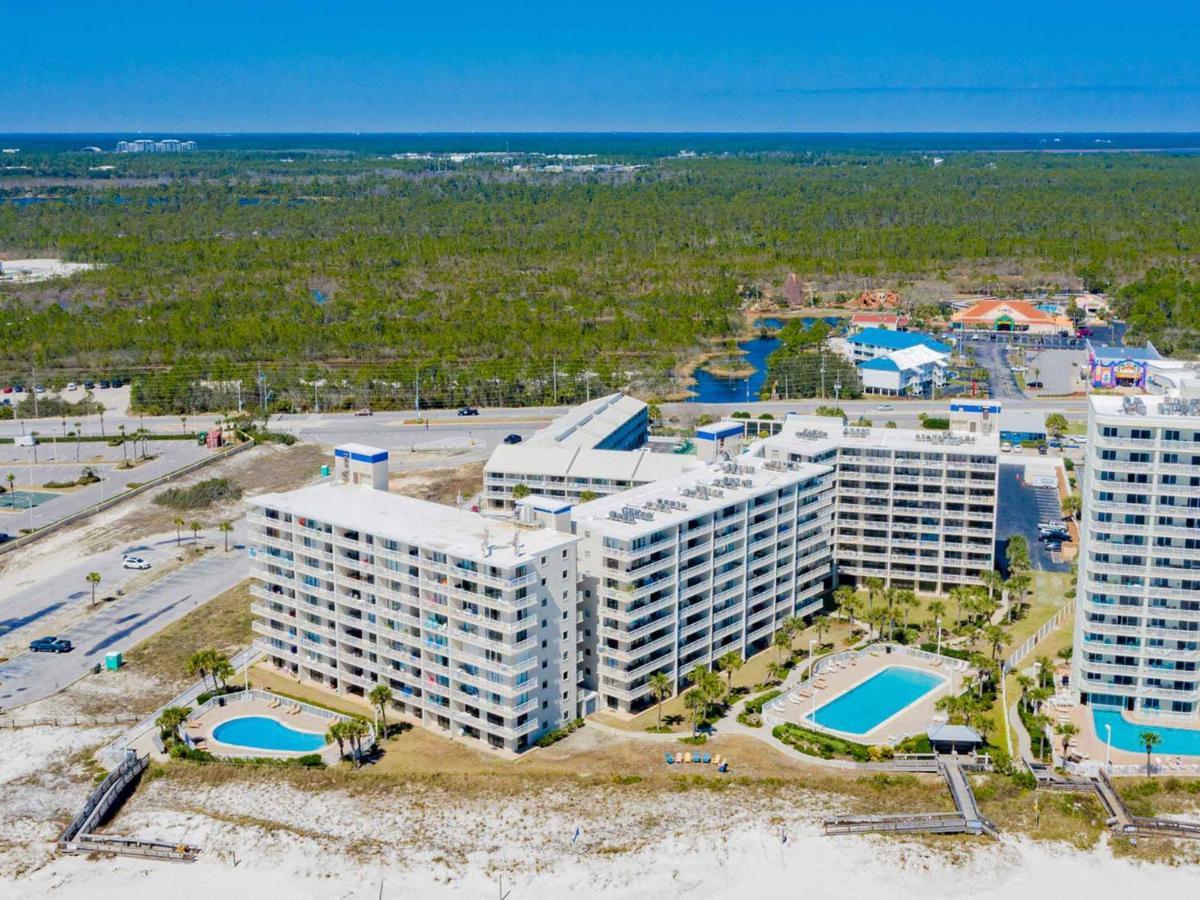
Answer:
top-left (814, 614), bottom-right (831, 648)
top-left (156, 705), bottom-right (191, 741)
top-left (326, 720), bottom-right (348, 760)
top-left (983, 624), bottom-right (1009, 661)
top-left (118, 424), bottom-right (128, 464)
top-left (926, 600), bottom-right (947, 639)
top-left (210, 654), bottom-right (234, 690)
top-left (85, 571), bottom-right (101, 605)
top-left (73, 422), bottom-right (82, 461)
top-left (980, 569), bottom-right (1004, 608)
top-left (1061, 492), bottom-right (1081, 522)
top-left (185, 650), bottom-right (213, 691)
top-left (717, 651), bottom-right (743, 693)
top-left (683, 687), bottom-right (707, 736)
top-left (189, 520), bottom-right (202, 543)
top-left (882, 586), bottom-right (898, 640)
top-left (773, 628), bottom-right (792, 664)
top-left (832, 585), bottom-right (855, 622)
top-left (649, 671), bottom-right (672, 729)
top-left (1032, 712), bottom-right (1051, 760)
top-left (218, 520), bottom-right (234, 551)
top-left (369, 684), bottom-right (394, 738)
top-left (345, 716), bottom-right (373, 766)
top-left (511, 483), bottom-right (530, 500)
top-left (948, 586), bottom-right (969, 630)
top-left (766, 661), bottom-right (787, 684)
top-left (173, 516), bottom-right (185, 545)
top-left (1140, 731), bottom-right (1162, 777)
top-left (1056, 722), bottom-right (1079, 759)
top-left (864, 576), bottom-right (884, 612)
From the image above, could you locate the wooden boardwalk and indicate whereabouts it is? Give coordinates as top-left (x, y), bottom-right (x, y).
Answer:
top-left (1030, 765), bottom-right (1200, 841)
top-left (58, 750), bottom-right (201, 862)
top-left (823, 755), bottom-right (998, 838)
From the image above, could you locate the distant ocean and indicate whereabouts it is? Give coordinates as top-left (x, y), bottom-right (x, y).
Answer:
top-left (3, 132), bottom-right (1200, 156)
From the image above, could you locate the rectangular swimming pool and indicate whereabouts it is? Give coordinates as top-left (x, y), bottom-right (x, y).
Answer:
top-left (806, 665), bottom-right (946, 737)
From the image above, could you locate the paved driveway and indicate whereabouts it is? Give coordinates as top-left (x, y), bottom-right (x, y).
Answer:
top-left (974, 343), bottom-right (1023, 400)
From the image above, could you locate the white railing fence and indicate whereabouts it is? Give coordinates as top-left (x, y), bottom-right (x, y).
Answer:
top-left (1004, 599), bottom-right (1075, 674)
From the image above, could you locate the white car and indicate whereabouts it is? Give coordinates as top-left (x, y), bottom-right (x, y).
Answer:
top-left (1012, 444), bottom-right (1025, 454)
top-left (122, 556), bottom-right (151, 570)
top-left (876, 404), bottom-right (893, 411)
top-left (66, 382), bottom-right (78, 391)
top-left (1001, 442), bottom-right (1012, 453)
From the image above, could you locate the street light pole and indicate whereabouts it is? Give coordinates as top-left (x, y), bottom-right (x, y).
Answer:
top-left (808, 638), bottom-right (817, 721)
top-left (936, 616), bottom-right (942, 656)
top-left (1105, 722), bottom-right (1112, 774)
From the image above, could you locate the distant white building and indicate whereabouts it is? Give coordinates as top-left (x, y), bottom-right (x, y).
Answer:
top-left (114, 138), bottom-right (197, 153)
top-left (483, 393), bottom-right (702, 509)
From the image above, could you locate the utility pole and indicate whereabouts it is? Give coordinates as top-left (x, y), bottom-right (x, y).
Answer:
top-left (552, 358), bottom-right (558, 405)
top-left (414, 370), bottom-right (420, 415)
top-left (314, 382), bottom-right (320, 414)
top-left (236, 380), bottom-right (243, 413)
top-left (819, 358), bottom-right (826, 399)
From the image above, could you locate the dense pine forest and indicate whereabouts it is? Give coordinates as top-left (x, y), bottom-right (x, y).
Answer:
top-left (2, 148), bottom-right (1199, 409)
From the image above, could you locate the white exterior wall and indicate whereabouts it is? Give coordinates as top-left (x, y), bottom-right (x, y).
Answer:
top-left (249, 474), bottom-right (579, 753)
top-left (1072, 393), bottom-right (1200, 724)
top-left (571, 459), bottom-right (835, 714)
top-left (755, 416), bottom-right (999, 594)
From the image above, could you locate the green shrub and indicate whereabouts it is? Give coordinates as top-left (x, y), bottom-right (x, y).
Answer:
top-left (920, 642), bottom-right (970, 661)
top-left (920, 416), bottom-right (950, 430)
top-left (737, 688), bottom-right (783, 727)
top-left (773, 722), bottom-right (872, 762)
top-left (535, 717), bottom-right (584, 748)
top-left (154, 477), bottom-right (242, 510)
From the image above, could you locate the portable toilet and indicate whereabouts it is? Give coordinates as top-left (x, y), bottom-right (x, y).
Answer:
top-left (320, 464), bottom-right (330, 478)
top-left (105, 651), bottom-right (122, 671)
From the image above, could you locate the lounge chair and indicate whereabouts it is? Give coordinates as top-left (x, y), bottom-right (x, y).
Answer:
top-left (186, 721), bottom-right (201, 730)
top-left (665, 752), bottom-right (675, 765)
top-left (789, 694), bottom-right (803, 705)
top-left (701, 753), bottom-right (712, 764)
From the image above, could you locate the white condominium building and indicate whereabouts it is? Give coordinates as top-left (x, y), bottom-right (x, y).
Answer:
top-left (751, 414), bottom-right (1000, 594)
top-left (1072, 389), bottom-right (1200, 723)
top-left (484, 392), bottom-right (702, 509)
top-left (249, 444), bottom-right (581, 753)
top-left (570, 457), bottom-right (835, 714)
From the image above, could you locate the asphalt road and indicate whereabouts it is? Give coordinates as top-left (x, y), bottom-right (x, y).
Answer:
top-left (973, 343), bottom-right (1023, 400)
top-left (0, 545), bottom-right (249, 710)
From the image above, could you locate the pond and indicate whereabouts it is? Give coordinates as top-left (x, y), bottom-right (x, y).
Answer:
top-left (689, 316), bottom-right (841, 403)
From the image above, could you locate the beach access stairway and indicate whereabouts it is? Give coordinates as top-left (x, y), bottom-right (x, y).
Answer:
top-left (1029, 764), bottom-right (1200, 841)
top-left (823, 755), bottom-right (998, 838)
top-left (58, 750), bottom-right (200, 862)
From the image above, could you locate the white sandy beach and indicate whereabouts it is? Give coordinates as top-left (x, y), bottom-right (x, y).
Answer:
top-left (3, 724), bottom-right (1197, 900)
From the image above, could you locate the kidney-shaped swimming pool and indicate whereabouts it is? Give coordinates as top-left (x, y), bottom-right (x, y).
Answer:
top-left (211, 716), bottom-right (326, 753)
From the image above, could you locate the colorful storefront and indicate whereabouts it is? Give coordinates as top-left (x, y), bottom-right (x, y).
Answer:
top-left (1086, 341), bottom-right (1161, 390)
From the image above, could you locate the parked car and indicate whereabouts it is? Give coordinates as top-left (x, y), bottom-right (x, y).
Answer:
top-left (875, 404), bottom-right (893, 411)
top-left (1, 385), bottom-right (11, 394)
top-left (34, 384), bottom-right (45, 393)
top-left (1000, 442), bottom-right (1012, 453)
top-left (1048, 438), bottom-right (1063, 449)
top-left (1012, 444), bottom-right (1025, 454)
top-left (457, 406), bottom-right (479, 416)
top-left (99, 380), bottom-right (111, 389)
top-left (354, 408), bottom-right (373, 416)
top-left (83, 380), bottom-right (95, 389)
top-left (0, 532), bottom-right (11, 544)
top-left (66, 381), bottom-right (78, 391)
top-left (30, 636), bottom-right (73, 653)
top-left (1026, 380), bottom-right (1044, 389)
top-left (122, 556), bottom-right (151, 570)
top-left (503, 433), bottom-right (523, 445)
top-left (11, 384), bottom-right (23, 393)
top-left (1038, 445), bottom-right (1048, 455)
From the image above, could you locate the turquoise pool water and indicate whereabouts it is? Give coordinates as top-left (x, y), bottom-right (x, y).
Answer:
top-left (806, 665), bottom-right (945, 736)
top-left (211, 716), bottom-right (325, 753)
top-left (1092, 708), bottom-right (1200, 757)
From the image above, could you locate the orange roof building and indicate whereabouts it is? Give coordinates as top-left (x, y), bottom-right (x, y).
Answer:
top-left (951, 299), bottom-right (1073, 335)
top-left (850, 312), bottom-right (908, 332)
top-left (848, 289), bottom-right (901, 310)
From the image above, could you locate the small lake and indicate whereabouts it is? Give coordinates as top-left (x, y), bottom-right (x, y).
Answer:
top-left (689, 316), bottom-right (840, 403)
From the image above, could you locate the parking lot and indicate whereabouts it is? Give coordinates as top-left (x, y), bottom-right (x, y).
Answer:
top-left (996, 462), bottom-right (1070, 574)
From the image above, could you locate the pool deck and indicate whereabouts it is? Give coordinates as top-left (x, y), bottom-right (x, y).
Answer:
top-left (1052, 700), bottom-right (1200, 769)
top-left (185, 697), bottom-right (338, 762)
top-left (771, 650), bottom-right (963, 745)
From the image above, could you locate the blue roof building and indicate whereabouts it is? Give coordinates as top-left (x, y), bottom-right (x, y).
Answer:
top-left (847, 328), bottom-right (952, 361)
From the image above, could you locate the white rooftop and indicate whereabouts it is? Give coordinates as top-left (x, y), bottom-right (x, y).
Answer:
top-left (251, 482), bottom-right (575, 566)
top-left (486, 442), bottom-right (703, 482)
top-left (571, 456), bottom-right (832, 535)
top-left (764, 413), bottom-right (1000, 454)
top-left (528, 392), bottom-right (646, 449)
top-left (1090, 384), bottom-right (1200, 422)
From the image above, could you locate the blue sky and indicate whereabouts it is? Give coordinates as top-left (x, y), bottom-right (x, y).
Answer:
top-left (5, 1), bottom-right (1200, 131)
